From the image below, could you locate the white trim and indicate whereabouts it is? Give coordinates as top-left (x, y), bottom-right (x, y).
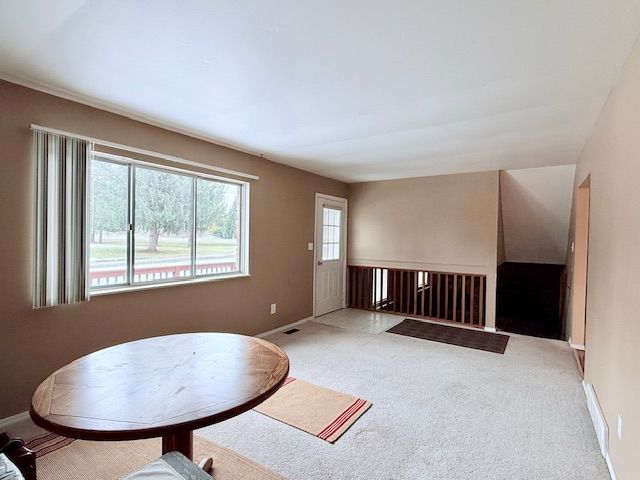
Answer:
top-left (569, 338), bottom-right (586, 350)
top-left (91, 273), bottom-right (250, 297)
top-left (347, 258), bottom-right (486, 273)
top-left (605, 452), bottom-right (618, 480)
top-left (0, 411), bottom-right (30, 431)
top-left (255, 316), bottom-right (313, 338)
top-left (583, 381), bottom-right (608, 457)
top-left (1, 72), bottom-right (270, 164)
top-left (484, 326), bottom-right (497, 333)
top-left (582, 381), bottom-right (617, 480)
top-left (314, 192), bottom-right (349, 203)
top-left (94, 150), bottom-right (249, 186)
top-left (87, 153), bottom-right (250, 295)
top-left (31, 124), bottom-right (259, 181)
top-left (241, 179), bottom-right (251, 276)
top-left (313, 193), bottom-right (348, 317)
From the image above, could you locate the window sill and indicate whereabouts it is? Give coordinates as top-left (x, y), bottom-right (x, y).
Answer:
top-left (90, 272), bottom-right (251, 297)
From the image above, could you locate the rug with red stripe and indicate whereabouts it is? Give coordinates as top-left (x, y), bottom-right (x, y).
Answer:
top-left (25, 433), bottom-right (76, 457)
top-left (253, 377), bottom-right (372, 443)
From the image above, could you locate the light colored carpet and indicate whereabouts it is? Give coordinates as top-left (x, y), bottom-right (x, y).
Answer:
top-left (254, 377), bottom-right (372, 442)
top-left (200, 311), bottom-right (609, 480)
top-left (27, 433), bottom-right (285, 480)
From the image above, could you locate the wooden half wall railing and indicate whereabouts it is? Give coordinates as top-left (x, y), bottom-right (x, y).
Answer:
top-left (347, 265), bottom-right (486, 328)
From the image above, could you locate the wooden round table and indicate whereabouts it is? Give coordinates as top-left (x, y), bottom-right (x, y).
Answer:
top-left (30, 333), bottom-right (289, 460)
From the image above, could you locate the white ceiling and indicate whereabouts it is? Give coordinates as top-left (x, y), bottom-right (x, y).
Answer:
top-left (1, 1), bottom-right (639, 182)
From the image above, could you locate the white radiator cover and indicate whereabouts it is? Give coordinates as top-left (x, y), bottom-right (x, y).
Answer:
top-left (583, 381), bottom-right (608, 458)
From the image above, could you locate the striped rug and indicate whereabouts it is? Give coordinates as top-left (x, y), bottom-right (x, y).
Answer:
top-left (24, 432), bottom-right (285, 480)
top-left (25, 433), bottom-right (74, 457)
top-left (253, 377), bottom-right (372, 443)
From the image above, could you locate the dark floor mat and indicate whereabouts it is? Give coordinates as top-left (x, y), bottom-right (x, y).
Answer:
top-left (387, 319), bottom-right (509, 354)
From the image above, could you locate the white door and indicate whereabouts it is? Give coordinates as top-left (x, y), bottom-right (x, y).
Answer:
top-left (314, 194), bottom-right (347, 316)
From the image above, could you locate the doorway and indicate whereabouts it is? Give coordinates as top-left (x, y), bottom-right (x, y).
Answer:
top-left (571, 176), bottom-right (590, 369)
top-left (314, 193), bottom-right (348, 317)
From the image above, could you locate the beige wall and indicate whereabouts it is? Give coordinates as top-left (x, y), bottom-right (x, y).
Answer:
top-left (499, 165), bottom-right (575, 264)
top-left (347, 171), bottom-right (500, 327)
top-left (0, 80), bottom-right (347, 418)
top-left (497, 188), bottom-right (506, 267)
top-left (566, 39), bottom-right (640, 480)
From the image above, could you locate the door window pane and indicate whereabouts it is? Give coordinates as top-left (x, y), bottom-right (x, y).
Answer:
top-left (322, 207), bottom-right (341, 261)
top-left (134, 167), bottom-right (193, 282)
top-left (195, 178), bottom-right (241, 275)
top-left (89, 160), bottom-right (129, 287)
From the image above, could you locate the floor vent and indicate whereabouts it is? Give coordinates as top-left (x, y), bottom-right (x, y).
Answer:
top-left (283, 328), bottom-right (300, 334)
top-left (583, 382), bottom-right (608, 457)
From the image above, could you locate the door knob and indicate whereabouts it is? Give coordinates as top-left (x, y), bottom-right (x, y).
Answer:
top-left (317, 261), bottom-right (323, 266)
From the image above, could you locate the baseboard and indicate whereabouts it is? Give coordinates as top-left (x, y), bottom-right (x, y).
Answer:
top-left (569, 337), bottom-right (586, 350)
top-left (605, 452), bottom-right (618, 480)
top-left (483, 326), bottom-right (497, 333)
top-left (255, 316), bottom-right (313, 338)
top-left (583, 381), bottom-right (608, 457)
top-left (0, 411), bottom-right (29, 432)
top-left (582, 381), bottom-right (617, 480)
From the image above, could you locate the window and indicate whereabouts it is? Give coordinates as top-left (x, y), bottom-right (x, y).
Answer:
top-left (89, 159), bottom-right (129, 287)
top-left (321, 207), bottom-right (342, 261)
top-left (89, 154), bottom-right (248, 290)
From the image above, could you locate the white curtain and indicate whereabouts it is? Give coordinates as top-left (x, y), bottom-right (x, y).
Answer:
top-left (33, 130), bottom-right (91, 308)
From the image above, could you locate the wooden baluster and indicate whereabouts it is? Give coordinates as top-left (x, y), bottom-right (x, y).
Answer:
top-left (428, 272), bottom-right (433, 317)
top-left (362, 267), bottom-right (367, 309)
top-left (404, 271), bottom-right (410, 314)
top-left (479, 276), bottom-right (485, 326)
top-left (420, 272), bottom-right (425, 316)
top-left (386, 269), bottom-right (391, 311)
top-left (362, 267), bottom-right (369, 310)
top-left (350, 267), bottom-right (355, 307)
top-left (461, 275), bottom-right (466, 324)
top-left (399, 271), bottom-right (404, 313)
top-left (352, 267), bottom-right (356, 307)
top-left (435, 273), bottom-right (440, 318)
top-left (347, 267), bottom-right (351, 306)
top-left (393, 269), bottom-right (398, 312)
top-left (370, 268), bottom-right (375, 310)
top-left (353, 267), bottom-right (358, 308)
top-left (370, 267), bottom-right (375, 310)
top-left (348, 267), bottom-right (355, 307)
top-left (411, 271), bottom-right (419, 316)
top-left (360, 267), bottom-right (365, 309)
top-left (376, 268), bottom-right (380, 311)
top-left (364, 267), bottom-right (368, 309)
top-left (453, 274), bottom-right (458, 323)
top-left (389, 270), bottom-right (394, 312)
top-left (408, 271), bottom-right (411, 314)
top-left (444, 274), bottom-right (449, 320)
top-left (356, 267), bottom-right (362, 308)
top-left (470, 276), bottom-right (475, 325)
top-left (380, 269), bottom-right (384, 312)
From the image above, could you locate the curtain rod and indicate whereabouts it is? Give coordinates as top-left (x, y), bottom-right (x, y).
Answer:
top-left (30, 124), bottom-right (259, 181)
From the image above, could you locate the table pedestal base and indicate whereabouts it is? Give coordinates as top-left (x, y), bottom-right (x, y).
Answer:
top-left (162, 431), bottom-right (213, 474)
top-left (162, 431), bottom-right (193, 460)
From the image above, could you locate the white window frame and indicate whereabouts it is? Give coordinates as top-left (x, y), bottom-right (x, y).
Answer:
top-left (89, 151), bottom-right (250, 294)
top-left (320, 206), bottom-right (342, 261)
